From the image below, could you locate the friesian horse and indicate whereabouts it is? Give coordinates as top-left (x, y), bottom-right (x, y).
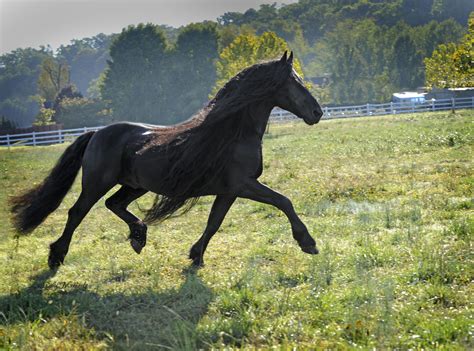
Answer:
top-left (10, 51), bottom-right (323, 269)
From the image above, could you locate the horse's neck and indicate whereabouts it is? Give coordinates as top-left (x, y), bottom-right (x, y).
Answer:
top-left (245, 100), bottom-right (274, 140)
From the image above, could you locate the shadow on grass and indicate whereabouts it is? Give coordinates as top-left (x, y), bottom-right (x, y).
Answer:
top-left (0, 267), bottom-right (213, 350)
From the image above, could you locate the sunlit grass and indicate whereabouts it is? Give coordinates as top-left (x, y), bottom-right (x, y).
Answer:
top-left (0, 110), bottom-right (473, 349)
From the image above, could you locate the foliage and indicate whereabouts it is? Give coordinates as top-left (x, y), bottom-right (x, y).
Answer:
top-left (101, 23), bottom-right (168, 122)
top-left (0, 98), bottom-right (39, 128)
top-left (37, 57), bottom-right (70, 103)
top-left (52, 85), bottom-right (83, 114)
top-left (310, 18), bottom-right (466, 104)
top-left (314, 19), bottom-right (394, 104)
top-left (220, 1), bottom-right (473, 44)
top-left (33, 107), bottom-right (55, 126)
top-left (217, 24), bottom-right (256, 52)
top-left (0, 116), bottom-right (16, 131)
top-left (0, 48), bottom-right (51, 126)
top-left (213, 32), bottom-right (303, 95)
top-left (167, 22), bottom-right (219, 120)
top-left (101, 22), bottom-right (219, 124)
top-left (425, 12), bottom-right (474, 89)
top-left (57, 34), bottom-right (114, 96)
top-left (0, 110), bottom-right (472, 349)
top-left (217, 1), bottom-right (468, 104)
top-left (33, 97), bottom-right (55, 126)
top-left (86, 72), bottom-right (106, 99)
top-left (54, 97), bottom-right (111, 129)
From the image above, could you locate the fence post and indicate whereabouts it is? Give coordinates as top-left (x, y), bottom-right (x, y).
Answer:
top-left (452, 98), bottom-right (455, 111)
top-left (32, 131), bottom-right (36, 146)
top-left (390, 102), bottom-right (393, 114)
top-left (6, 134), bottom-right (10, 149)
top-left (324, 106), bottom-right (328, 118)
top-left (431, 99), bottom-right (435, 111)
top-left (58, 129), bottom-right (63, 143)
top-left (366, 103), bottom-right (370, 116)
top-left (472, 97), bottom-right (474, 108)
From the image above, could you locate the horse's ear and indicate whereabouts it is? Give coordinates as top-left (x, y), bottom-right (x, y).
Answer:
top-left (280, 51), bottom-right (288, 63)
top-left (288, 51), bottom-right (294, 66)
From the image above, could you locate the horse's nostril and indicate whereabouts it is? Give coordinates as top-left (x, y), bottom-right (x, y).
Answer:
top-left (313, 109), bottom-right (322, 117)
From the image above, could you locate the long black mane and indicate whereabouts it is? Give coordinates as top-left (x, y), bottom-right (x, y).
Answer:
top-left (142, 58), bottom-right (292, 224)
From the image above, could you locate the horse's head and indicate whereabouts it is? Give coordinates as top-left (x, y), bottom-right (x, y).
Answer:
top-left (274, 52), bottom-right (323, 125)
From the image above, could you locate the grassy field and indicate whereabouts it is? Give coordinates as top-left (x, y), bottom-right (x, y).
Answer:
top-left (0, 110), bottom-right (472, 350)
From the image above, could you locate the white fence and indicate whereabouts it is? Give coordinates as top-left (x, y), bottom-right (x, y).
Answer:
top-left (1, 97), bottom-right (473, 147)
top-left (0, 126), bottom-right (103, 147)
top-left (271, 96), bottom-right (474, 121)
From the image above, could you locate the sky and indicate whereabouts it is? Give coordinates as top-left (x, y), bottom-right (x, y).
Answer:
top-left (0, 0), bottom-right (293, 54)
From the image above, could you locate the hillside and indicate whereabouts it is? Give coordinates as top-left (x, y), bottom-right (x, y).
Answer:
top-left (0, 110), bottom-right (473, 349)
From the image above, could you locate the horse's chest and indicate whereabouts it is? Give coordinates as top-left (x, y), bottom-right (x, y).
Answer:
top-left (231, 141), bottom-right (263, 178)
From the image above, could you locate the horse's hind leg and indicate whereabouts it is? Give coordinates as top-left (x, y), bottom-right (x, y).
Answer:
top-left (105, 186), bottom-right (148, 254)
top-left (49, 183), bottom-right (113, 270)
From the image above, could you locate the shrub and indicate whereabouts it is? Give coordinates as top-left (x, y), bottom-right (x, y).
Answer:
top-left (55, 98), bottom-right (112, 128)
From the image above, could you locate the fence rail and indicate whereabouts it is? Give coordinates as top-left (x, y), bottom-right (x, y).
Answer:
top-left (1, 97), bottom-right (473, 147)
top-left (270, 96), bottom-right (474, 121)
top-left (0, 126), bottom-right (103, 147)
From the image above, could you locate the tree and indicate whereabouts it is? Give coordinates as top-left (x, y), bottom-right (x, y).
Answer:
top-left (57, 33), bottom-right (114, 96)
top-left (86, 72), bottom-right (105, 99)
top-left (54, 97), bottom-right (111, 128)
top-left (218, 24), bottom-right (256, 52)
top-left (33, 97), bottom-right (55, 126)
top-left (101, 24), bottom-right (168, 122)
top-left (169, 22), bottom-right (219, 120)
top-left (316, 19), bottom-right (393, 104)
top-left (392, 33), bottom-right (422, 89)
top-left (0, 116), bottom-right (16, 131)
top-left (213, 32), bottom-right (303, 94)
top-left (52, 85), bottom-right (83, 122)
top-left (0, 48), bottom-right (51, 126)
top-left (38, 57), bottom-right (70, 103)
top-left (424, 12), bottom-right (474, 88)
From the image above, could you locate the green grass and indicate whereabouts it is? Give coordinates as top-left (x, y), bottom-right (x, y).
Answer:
top-left (0, 110), bottom-right (473, 349)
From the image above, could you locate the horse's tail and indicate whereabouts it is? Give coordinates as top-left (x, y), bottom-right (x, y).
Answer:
top-left (10, 131), bottom-right (95, 235)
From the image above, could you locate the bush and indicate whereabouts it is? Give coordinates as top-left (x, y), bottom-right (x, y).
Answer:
top-left (33, 106), bottom-right (55, 126)
top-left (55, 98), bottom-right (112, 128)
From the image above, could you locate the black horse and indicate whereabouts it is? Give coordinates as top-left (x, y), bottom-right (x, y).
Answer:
top-left (10, 52), bottom-right (323, 269)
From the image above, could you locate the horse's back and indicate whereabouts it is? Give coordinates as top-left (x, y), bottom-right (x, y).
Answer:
top-left (81, 122), bottom-right (153, 186)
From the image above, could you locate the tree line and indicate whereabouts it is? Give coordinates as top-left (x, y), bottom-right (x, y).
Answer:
top-left (0, 0), bottom-right (472, 129)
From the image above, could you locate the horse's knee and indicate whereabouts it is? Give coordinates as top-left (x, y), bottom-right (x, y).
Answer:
top-left (277, 195), bottom-right (292, 210)
top-left (105, 197), bottom-right (118, 211)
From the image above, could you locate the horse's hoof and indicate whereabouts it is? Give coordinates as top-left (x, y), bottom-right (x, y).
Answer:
top-left (189, 247), bottom-right (204, 267)
top-left (301, 245), bottom-right (319, 255)
top-left (48, 243), bottom-right (66, 270)
top-left (191, 258), bottom-right (205, 268)
top-left (130, 238), bottom-right (144, 254)
top-left (129, 222), bottom-right (146, 254)
top-left (48, 252), bottom-right (63, 270)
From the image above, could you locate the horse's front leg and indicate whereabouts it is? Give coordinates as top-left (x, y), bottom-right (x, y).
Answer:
top-left (239, 179), bottom-right (318, 254)
top-left (189, 195), bottom-right (236, 266)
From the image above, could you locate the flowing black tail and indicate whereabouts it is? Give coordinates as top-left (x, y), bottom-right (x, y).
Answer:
top-left (10, 131), bottom-right (95, 234)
